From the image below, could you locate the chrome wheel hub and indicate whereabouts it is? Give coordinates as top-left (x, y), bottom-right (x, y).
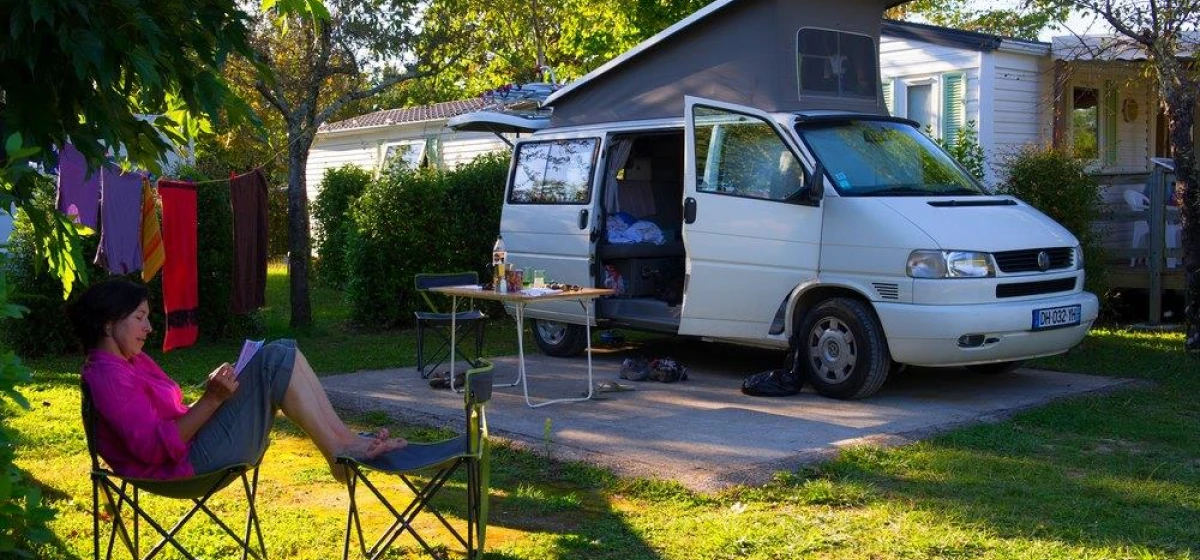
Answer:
top-left (807, 317), bottom-right (857, 384)
top-left (537, 320), bottom-right (567, 345)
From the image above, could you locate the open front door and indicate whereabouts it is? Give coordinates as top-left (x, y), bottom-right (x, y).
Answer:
top-left (679, 96), bottom-right (823, 341)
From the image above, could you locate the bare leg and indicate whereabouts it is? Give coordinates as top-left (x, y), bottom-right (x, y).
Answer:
top-left (280, 350), bottom-right (406, 482)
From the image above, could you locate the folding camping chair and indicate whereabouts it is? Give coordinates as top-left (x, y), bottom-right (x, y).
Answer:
top-left (414, 272), bottom-right (488, 379)
top-left (337, 362), bottom-right (495, 560)
top-left (82, 383), bottom-right (267, 560)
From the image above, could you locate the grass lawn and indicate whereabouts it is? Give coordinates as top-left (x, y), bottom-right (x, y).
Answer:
top-left (10, 264), bottom-right (1200, 559)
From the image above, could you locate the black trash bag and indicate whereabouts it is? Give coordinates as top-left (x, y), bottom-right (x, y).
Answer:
top-left (619, 357), bottom-right (651, 381)
top-left (741, 369), bottom-right (803, 396)
top-left (649, 357), bottom-right (688, 383)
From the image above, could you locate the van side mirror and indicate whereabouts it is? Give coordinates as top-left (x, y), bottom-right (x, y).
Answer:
top-left (808, 163), bottom-right (825, 200)
top-left (788, 162), bottom-right (825, 204)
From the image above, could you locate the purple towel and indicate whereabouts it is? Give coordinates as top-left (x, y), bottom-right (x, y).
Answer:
top-left (94, 167), bottom-right (145, 275)
top-left (55, 144), bottom-right (101, 229)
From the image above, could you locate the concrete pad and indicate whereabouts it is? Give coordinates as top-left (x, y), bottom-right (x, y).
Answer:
top-left (320, 341), bottom-right (1136, 493)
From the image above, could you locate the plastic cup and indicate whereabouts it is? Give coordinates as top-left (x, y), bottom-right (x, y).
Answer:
top-left (533, 269), bottom-right (545, 288)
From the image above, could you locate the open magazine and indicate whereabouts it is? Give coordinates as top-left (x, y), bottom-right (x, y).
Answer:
top-left (233, 339), bottom-right (265, 377)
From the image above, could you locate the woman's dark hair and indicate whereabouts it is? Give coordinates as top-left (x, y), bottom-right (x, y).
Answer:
top-left (66, 279), bottom-right (150, 351)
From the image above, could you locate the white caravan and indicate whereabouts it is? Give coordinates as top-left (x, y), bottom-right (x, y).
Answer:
top-left (452, 0), bottom-right (1098, 398)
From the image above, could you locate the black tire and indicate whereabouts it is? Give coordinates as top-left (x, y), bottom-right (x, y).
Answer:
top-left (965, 361), bottom-right (1023, 375)
top-left (531, 319), bottom-right (588, 357)
top-left (797, 297), bottom-right (891, 399)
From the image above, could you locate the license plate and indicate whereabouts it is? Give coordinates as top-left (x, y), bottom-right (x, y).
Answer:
top-left (1032, 304), bottom-right (1081, 331)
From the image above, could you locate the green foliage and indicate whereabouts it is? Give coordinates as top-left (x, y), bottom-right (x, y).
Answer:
top-left (887, 0), bottom-right (1070, 41)
top-left (0, 0), bottom-right (256, 177)
top-left (346, 154), bottom-right (508, 327)
top-left (313, 166), bottom-right (373, 288)
top-left (935, 120), bottom-right (987, 181)
top-left (0, 170), bottom-right (54, 560)
top-left (998, 146), bottom-right (1108, 295)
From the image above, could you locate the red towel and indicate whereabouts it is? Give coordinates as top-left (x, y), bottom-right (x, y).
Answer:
top-left (159, 179), bottom-right (199, 351)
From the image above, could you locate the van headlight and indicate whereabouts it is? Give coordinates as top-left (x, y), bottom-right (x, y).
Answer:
top-left (907, 250), bottom-right (995, 278)
top-left (1073, 245), bottom-right (1084, 270)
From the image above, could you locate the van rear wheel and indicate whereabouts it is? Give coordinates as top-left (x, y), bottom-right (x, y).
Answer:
top-left (531, 319), bottom-right (588, 357)
top-left (797, 298), bottom-right (891, 399)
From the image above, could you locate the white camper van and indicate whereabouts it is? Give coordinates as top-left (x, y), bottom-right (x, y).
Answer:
top-left (451, 0), bottom-right (1098, 399)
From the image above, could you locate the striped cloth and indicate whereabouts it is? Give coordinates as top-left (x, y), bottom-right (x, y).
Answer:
top-left (140, 178), bottom-right (165, 282)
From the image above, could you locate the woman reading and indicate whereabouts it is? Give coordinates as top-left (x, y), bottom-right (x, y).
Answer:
top-left (68, 279), bottom-right (405, 482)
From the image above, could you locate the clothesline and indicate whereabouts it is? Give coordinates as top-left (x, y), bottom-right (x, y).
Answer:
top-left (56, 143), bottom-right (272, 354)
top-left (184, 129), bottom-right (308, 184)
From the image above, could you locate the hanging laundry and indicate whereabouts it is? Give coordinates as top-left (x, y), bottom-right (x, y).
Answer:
top-left (159, 179), bottom-right (199, 351)
top-left (140, 178), bottom-right (165, 282)
top-left (229, 169), bottom-right (269, 314)
top-left (55, 144), bottom-right (101, 229)
top-left (94, 167), bottom-right (145, 275)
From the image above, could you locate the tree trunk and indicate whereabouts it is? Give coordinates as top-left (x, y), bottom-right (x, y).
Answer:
top-left (286, 127), bottom-right (315, 328)
top-left (1165, 90), bottom-right (1199, 352)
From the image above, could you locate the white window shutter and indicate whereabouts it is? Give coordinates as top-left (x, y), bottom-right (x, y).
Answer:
top-left (882, 79), bottom-right (894, 115)
top-left (1103, 81), bottom-right (1118, 165)
top-left (941, 73), bottom-right (966, 146)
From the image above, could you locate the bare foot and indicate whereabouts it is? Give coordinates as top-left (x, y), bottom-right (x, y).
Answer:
top-left (340, 429), bottom-right (407, 459)
top-left (360, 428), bottom-right (407, 458)
top-left (329, 429), bottom-right (407, 483)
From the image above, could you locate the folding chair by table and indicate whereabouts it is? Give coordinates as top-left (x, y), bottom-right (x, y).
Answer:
top-left (82, 383), bottom-right (267, 560)
top-left (414, 272), bottom-right (487, 379)
top-left (337, 362), bottom-right (494, 560)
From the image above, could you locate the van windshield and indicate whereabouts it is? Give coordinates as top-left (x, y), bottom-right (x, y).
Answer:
top-left (794, 119), bottom-right (985, 197)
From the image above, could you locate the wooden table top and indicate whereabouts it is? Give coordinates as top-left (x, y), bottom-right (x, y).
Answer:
top-left (429, 285), bottom-right (614, 303)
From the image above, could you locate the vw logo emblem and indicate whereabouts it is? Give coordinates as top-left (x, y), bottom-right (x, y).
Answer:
top-left (1036, 251), bottom-right (1050, 271)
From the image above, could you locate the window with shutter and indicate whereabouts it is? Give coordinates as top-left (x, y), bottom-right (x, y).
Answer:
top-left (882, 80), bottom-right (894, 115)
top-left (941, 72), bottom-right (965, 147)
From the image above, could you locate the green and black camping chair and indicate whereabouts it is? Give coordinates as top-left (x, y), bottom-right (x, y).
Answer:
top-left (82, 383), bottom-right (267, 560)
top-left (337, 361), bottom-right (495, 560)
top-left (414, 272), bottom-right (488, 379)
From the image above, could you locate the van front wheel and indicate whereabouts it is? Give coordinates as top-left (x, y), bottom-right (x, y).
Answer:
top-left (798, 298), bottom-right (891, 399)
top-left (531, 319), bottom-right (588, 357)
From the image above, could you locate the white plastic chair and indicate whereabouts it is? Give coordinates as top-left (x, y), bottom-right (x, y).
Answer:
top-left (1124, 189), bottom-right (1181, 268)
top-left (1125, 189), bottom-right (1150, 266)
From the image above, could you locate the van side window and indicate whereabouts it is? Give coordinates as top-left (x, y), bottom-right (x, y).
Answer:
top-left (692, 106), bottom-right (805, 201)
top-left (510, 138), bottom-right (600, 204)
top-left (797, 28), bottom-right (877, 99)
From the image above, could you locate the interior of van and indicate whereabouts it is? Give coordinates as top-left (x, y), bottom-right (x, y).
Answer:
top-left (595, 131), bottom-right (687, 333)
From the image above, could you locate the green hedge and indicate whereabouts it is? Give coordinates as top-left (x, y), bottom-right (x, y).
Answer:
top-left (346, 153), bottom-right (508, 328)
top-left (999, 146), bottom-right (1108, 296)
top-left (313, 166), bottom-right (372, 288)
top-left (1, 167), bottom-right (255, 357)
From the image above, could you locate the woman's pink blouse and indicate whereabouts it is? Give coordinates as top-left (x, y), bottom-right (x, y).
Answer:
top-left (82, 349), bottom-right (193, 479)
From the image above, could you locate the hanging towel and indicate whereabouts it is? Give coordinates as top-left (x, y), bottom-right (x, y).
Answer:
top-left (94, 167), bottom-right (145, 275)
top-left (140, 178), bottom-right (165, 282)
top-left (229, 169), bottom-right (269, 314)
top-left (159, 179), bottom-right (199, 351)
top-left (55, 144), bottom-right (101, 229)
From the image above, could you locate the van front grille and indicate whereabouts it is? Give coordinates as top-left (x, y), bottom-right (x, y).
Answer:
top-left (993, 248), bottom-right (1073, 273)
top-left (996, 278), bottom-right (1077, 298)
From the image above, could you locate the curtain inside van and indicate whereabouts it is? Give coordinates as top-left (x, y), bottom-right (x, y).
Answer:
top-left (604, 139), bottom-right (633, 212)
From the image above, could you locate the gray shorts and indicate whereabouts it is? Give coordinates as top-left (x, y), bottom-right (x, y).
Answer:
top-left (188, 339), bottom-right (296, 474)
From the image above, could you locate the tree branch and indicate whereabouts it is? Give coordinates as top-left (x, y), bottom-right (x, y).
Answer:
top-left (312, 69), bottom-right (430, 128)
top-left (255, 78), bottom-right (292, 118)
